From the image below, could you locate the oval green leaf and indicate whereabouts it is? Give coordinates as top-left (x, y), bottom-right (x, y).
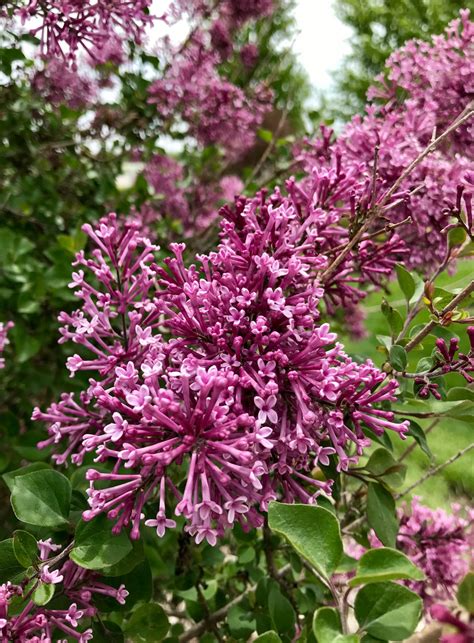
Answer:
top-left (13, 530), bottom-right (38, 568)
top-left (312, 607), bottom-right (359, 643)
top-left (366, 483), bottom-right (398, 548)
top-left (125, 603), bottom-right (169, 642)
top-left (349, 548), bottom-right (425, 587)
top-left (10, 469), bottom-right (71, 527)
top-left (355, 581), bottom-right (422, 640)
top-left (70, 515), bottom-right (132, 571)
top-left (268, 502), bottom-right (343, 581)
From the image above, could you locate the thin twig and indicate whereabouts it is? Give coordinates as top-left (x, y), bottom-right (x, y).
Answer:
top-left (245, 107), bottom-right (290, 188)
top-left (404, 280), bottom-right (474, 353)
top-left (178, 564), bottom-right (291, 642)
top-left (321, 102), bottom-right (474, 283)
top-left (396, 442), bottom-right (474, 499)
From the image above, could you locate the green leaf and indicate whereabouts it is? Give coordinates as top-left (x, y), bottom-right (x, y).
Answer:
top-left (268, 585), bottom-right (296, 634)
top-left (354, 582), bottom-right (422, 640)
top-left (365, 449), bottom-right (406, 488)
top-left (13, 530), bottom-right (38, 568)
top-left (366, 484), bottom-right (398, 548)
top-left (258, 128), bottom-right (273, 142)
top-left (91, 621), bottom-right (125, 643)
top-left (268, 503), bottom-right (342, 581)
top-left (312, 607), bottom-right (359, 642)
top-left (388, 345), bottom-right (407, 372)
top-left (227, 604), bottom-right (256, 639)
top-left (70, 515), bottom-right (132, 571)
top-left (404, 420), bottom-right (433, 459)
top-left (448, 226), bottom-right (467, 248)
top-left (0, 539), bottom-right (24, 583)
top-left (125, 604), bottom-right (169, 642)
top-left (457, 572), bottom-right (474, 613)
top-left (447, 387), bottom-right (474, 402)
top-left (2, 462), bottom-right (50, 492)
top-left (381, 300), bottom-right (403, 337)
top-left (349, 548), bottom-right (425, 587)
top-left (32, 581), bottom-right (55, 606)
top-left (395, 265), bottom-right (415, 303)
top-left (254, 631), bottom-right (282, 642)
top-left (10, 469), bottom-right (71, 527)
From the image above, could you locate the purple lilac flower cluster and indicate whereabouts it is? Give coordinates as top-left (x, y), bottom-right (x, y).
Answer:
top-left (0, 321), bottom-right (13, 370)
top-left (33, 202), bottom-right (408, 546)
top-left (31, 59), bottom-right (97, 110)
top-left (430, 603), bottom-right (474, 643)
top-left (13, 0), bottom-right (153, 64)
top-left (141, 153), bottom-right (245, 233)
top-left (0, 539), bottom-right (127, 642)
top-left (345, 498), bottom-right (472, 609)
top-left (298, 11), bottom-right (474, 271)
top-left (148, 31), bottom-right (271, 159)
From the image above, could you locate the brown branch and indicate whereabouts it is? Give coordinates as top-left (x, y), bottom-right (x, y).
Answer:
top-left (178, 564), bottom-right (291, 642)
top-left (404, 280), bottom-right (474, 353)
top-left (396, 442), bottom-right (474, 499)
top-left (320, 101), bottom-right (474, 284)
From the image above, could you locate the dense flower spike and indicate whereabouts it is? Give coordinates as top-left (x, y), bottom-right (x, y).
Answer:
top-left (0, 321), bottom-right (13, 370)
top-left (32, 60), bottom-right (97, 109)
top-left (148, 33), bottom-right (271, 159)
top-left (353, 498), bottom-right (472, 609)
top-left (34, 208), bottom-right (408, 545)
top-left (299, 11), bottom-right (474, 271)
top-left (0, 539), bottom-right (127, 642)
top-left (13, 0), bottom-right (153, 64)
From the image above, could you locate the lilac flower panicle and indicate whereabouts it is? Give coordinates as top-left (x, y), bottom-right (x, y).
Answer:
top-left (345, 498), bottom-right (473, 609)
top-left (14, 0), bottom-right (154, 64)
top-left (298, 11), bottom-right (474, 271)
top-left (34, 206), bottom-right (408, 546)
top-left (0, 539), bottom-right (128, 642)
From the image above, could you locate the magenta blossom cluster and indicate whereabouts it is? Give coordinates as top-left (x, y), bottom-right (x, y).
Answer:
top-left (142, 153), bottom-right (245, 232)
top-left (13, 0), bottom-right (153, 64)
top-left (0, 321), bottom-right (13, 370)
top-left (31, 60), bottom-right (97, 110)
top-left (0, 538), bottom-right (127, 642)
top-left (367, 498), bottom-right (472, 609)
top-left (430, 603), bottom-right (474, 643)
top-left (148, 31), bottom-right (271, 159)
top-left (34, 207), bottom-right (408, 546)
top-left (298, 11), bottom-right (474, 271)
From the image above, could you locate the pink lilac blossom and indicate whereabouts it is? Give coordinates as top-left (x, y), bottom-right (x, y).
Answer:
top-left (14, 0), bottom-right (153, 65)
top-left (148, 34), bottom-right (272, 158)
top-left (347, 498), bottom-right (472, 609)
top-left (34, 208), bottom-right (408, 546)
top-left (297, 11), bottom-right (474, 271)
top-left (0, 539), bottom-right (127, 642)
top-left (0, 321), bottom-right (13, 370)
top-left (31, 60), bottom-right (96, 109)
top-left (430, 604), bottom-right (474, 643)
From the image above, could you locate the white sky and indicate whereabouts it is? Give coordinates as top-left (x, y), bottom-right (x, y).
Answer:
top-left (291, 0), bottom-right (352, 91)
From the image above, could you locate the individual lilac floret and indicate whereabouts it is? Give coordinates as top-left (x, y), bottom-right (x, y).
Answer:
top-left (34, 208), bottom-right (408, 546)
